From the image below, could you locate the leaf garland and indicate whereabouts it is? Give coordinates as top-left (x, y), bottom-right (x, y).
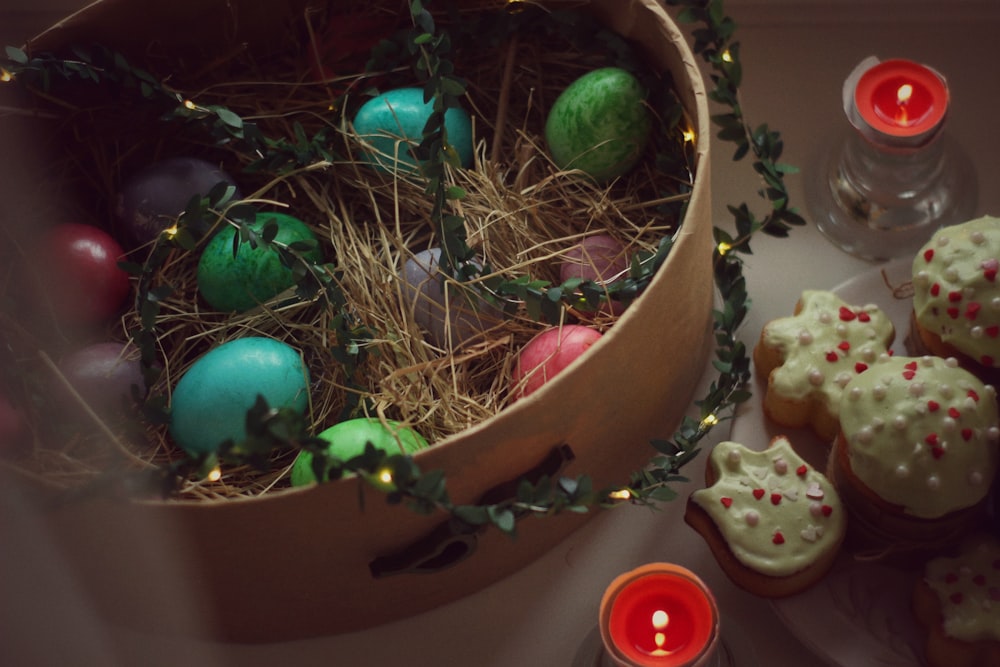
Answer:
top-left (0, 0), bottom-right (802, 536)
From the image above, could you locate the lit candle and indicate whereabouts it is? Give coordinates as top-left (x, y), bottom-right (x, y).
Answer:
top-left (599, 563), bottom-right (719, 667)
top-left (845, 57), bottom-right (949, 147)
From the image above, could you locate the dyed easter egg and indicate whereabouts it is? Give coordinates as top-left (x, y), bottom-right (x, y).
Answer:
top-left (197, 212), bottom-right (323, 312)
top-left (30, 223), bottom-right (131, 327)
top-left (400, 247), bottom-right (504, 348)
top-left (544, 67), bottom-right (652, 183)
top-left (561, 234), bottom-right (629, 315)
top-left (512, 325), bottom-right (603, 398)
top-left (290, 418), bottom-right (428, 486)
top-left (170, 337), bottom-right (310, 456)
top-left (116, 157), bottom-right (240, 246)
top-left (353, 88), bottom-right (474, 174)
top-left (55, 341), bottom-right (145, 416)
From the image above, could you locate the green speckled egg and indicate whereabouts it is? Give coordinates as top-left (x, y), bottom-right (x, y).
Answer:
top-left (290, 418), bottom-right (428, 486)
top-left (170, 337), bottom-right (310, 456)
top-left (352, 87), bottom-right (474, 175)
top-left (544, 67), bottom-right (652, 183)
top-left (197, 212), bottom-right (323, 312)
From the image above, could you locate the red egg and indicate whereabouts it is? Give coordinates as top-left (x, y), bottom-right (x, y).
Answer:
top-left (32, 223), bottom-right (131, 326)
top-left (512, 324), bottom-right (603, 399)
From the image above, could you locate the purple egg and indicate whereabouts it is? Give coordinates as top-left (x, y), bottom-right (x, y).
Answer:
top-left (55, 341), bottom-right (145, 416)
top-left (115, 157), bottom-right (240, 247)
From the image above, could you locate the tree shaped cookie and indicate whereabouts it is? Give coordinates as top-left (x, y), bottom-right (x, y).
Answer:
top-left (753, 290), bottom-right (895, 442)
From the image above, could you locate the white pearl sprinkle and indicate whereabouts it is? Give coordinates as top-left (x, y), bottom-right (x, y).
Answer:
top-left (909, 382), bottom-right (926, 398)
top-left (893, 415), bottom-right (908, 430)
top-left (808, 369), bottom-right (824, 386)
top-left (945, 267), bottom-right (959, 282)
top-left (927, 474), bottom-right (941, 490)
top-left (773, 458), bottom-right (788, 475)
top-left (895, 464), bottom-right (910, 478)
top-left (971, 231), bottom-right (987, 245)
top-left (745, 510), bottom-right (759, 527)
top-left (940, 384), bottom-right (954, 400)
top-left (798, 330), bottom-right (813, 345)
top-left (914, 271), bottom-right (930, 286)
top-left (989, 427), bottom-right (1000, 442)
top-left (969, 470), bottom-right (984, 486)
top-left (835, 324), bottom-right (848, 337)
top-left (873, 384), bottom-right (887, 400)
top-left (819, 312), bottom-right (832, 325)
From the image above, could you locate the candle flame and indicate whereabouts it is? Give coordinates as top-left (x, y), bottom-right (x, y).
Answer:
top-left (896, 84), bottom-right (914, 106)
top-left (652, 610), bottom-right (669, 630)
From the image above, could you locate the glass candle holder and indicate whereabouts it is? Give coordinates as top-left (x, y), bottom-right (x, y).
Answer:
top-left (808, 57), bottom-right (976, 261)
top-left (598, 563), bottom-right (720, 667)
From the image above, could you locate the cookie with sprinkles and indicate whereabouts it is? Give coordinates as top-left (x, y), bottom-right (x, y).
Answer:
top-left (754, 290), bottom-right (895, 442)
top-left (910, 215), bottom-right (1000, 385)
top-left (912, 533), bottom-right (1000, 667)
top-left (684, 437), bottom-right (846, 598)
top-left (830, 355), bottom-right (1000, 558)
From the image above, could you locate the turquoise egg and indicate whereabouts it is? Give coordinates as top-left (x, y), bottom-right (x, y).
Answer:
top-left (196, 212), bottom-right (323, 312)
top-left (170, 337), bottom-right (310, 456)
top-left (290, 418), bottom-right (428, 486)
top-left (544, 67), bottom-right (652, 183)
top-left (352, 87), bottom-right (474, 174)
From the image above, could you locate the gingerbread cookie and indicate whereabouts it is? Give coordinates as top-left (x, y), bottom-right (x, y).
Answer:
top-left (754, 290), bottom-right (895, 442)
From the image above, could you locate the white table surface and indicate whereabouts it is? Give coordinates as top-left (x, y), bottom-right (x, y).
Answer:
top-left (3, 2), bottom-right (1000, 666)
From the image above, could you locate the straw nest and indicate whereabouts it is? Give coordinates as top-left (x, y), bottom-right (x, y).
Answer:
top-left (2, 1), bottom-right (695, 500)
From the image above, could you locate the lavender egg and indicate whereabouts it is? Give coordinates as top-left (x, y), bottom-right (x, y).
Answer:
top-left (400, 247), bottom-right (503, 348)
top-left (55, 341), bottom-right (145, 416)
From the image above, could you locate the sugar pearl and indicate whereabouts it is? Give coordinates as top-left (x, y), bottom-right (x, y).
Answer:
top-left (797, 330), bottom-right (813, 345)
top-left (914, 270), bottom-right (930, 286)
top-left (895, 464), bottom-right (910, 478)
top-left (893, 415), bottom-right (908, 430)
top-left (971, 231), bottom-right (987, 245)
top-left (773, 458), bottom-right (788, 475)
top-left (909, 382), bottom-right (926, 398)
top-left (835, 324), bottom-right (848, 337)
top-left (969, 470), bottom-right (984, 486)
top-left (818, 312), bottom-right (833, 325)
top-left (808, 369), bottom-right (824, 386)
top-left (927, 474), bottom-right (941, 490)
top-left (873, 384), bottom-right (887, 400)
top-left (745, 510), bottom-right (759, 527)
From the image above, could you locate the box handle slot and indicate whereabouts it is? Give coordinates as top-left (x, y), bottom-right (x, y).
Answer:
top-left (368, 443), bottom-right (575, 578)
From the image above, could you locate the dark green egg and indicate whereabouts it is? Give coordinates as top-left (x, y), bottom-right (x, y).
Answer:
top-left (197, 212), bottom-right (323, 312)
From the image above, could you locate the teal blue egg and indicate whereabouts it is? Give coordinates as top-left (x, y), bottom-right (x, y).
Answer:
top-left (352, 87), bottom-right (474, 174)
top-left (544, 67), bottom-right (652, 183)
top-left (196, 212), bottom-right (323, 313)
top-left (290, 418), bottom-right (428, 486)
top-left (170, 337), bottom-right (310, 456)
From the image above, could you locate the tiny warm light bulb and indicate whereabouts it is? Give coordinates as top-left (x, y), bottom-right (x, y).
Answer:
top-left (682, 128), bottom-right (696, 144)
top-left (207, 466), bottom-right (223, 482)
top-left (162, 224), bottom-right (179, 239)
top-left (720, 50), bottom-right (733, 63)
top-left (183, 99), bottom-right (197, 110)
top-left (609, 488), bottom-right (633, 501)
top-left (700, 413), bottom-right (719, 428)
top-left (0, 68), bottom-right (13, 83)
top-left (376, 467), bottom-right (394, 485)
top-left (716, 241), bottom-right (732, 256)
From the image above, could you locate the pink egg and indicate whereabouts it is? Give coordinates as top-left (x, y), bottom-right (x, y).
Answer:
top-left (54, 341), bottom-right (145, 417)
top-left (559, 234), bottom-right (629, 284)
top-left (512, 324), bottom-right (603, 398)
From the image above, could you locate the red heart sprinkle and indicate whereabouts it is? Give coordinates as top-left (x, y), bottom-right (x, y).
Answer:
top-left (966, 303), bottom-right (981, 320)
top-left (927, 400), bottom-right (940, 412)
top-left (926, 433), bottom-right (940, 446)
top-left (950, 592), bottom-right (964, 604)
top-left (773, 532), bottom-right (785, 545)
top-left (838, 341), bottom-right (851, 351)
top-left (770, 493), bottom-right (782, 506)
top-left (962, 429), bottom-right (973, 441)
top-left (721, 497), bottom-right (733, 508)
top-left (857, 312), bottom-right (871, 323)
top-left (826, 351), bottom-right (839, 363)
top-left (983, 355), bottom-right (996, 367)
top-left (987, 326), bottom-right (1000, 338)
top-left (969, 389), bottom-right (981, 402)
top-left (855, 362), bottom-right (868, 373)
top-left (796, 465), bottom-right (808, 477)
top-left (924, 248), bottom-right (935, 262)
top-left (753, 489), bottom-right (765, 500)
top-left (948, 291), bottom-right (963, 302)
top-left (903, 370), bottom-right (916, 380)
top-left (932, 446), bottom-right (945, 459)
top-left (905, 361), bottom-right (918, 370)
top-left (986, 268), bottom-right (998, 282)
top-left (930, 283), bottom-right (941, 296)
top-left (821, 505), bottom-right (833, 517)
top-left (838, 306), bottom-right (856, 322)
top-left (947, 307), bottom-right (960, 319)
top-left (949, 407), bottom-right (961, 419)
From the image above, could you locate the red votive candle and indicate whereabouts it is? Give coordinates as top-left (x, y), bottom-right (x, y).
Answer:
top-left (599, 563), bottom-right (719, 667)
top-left (851, 58), bottom-right (948, 144)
